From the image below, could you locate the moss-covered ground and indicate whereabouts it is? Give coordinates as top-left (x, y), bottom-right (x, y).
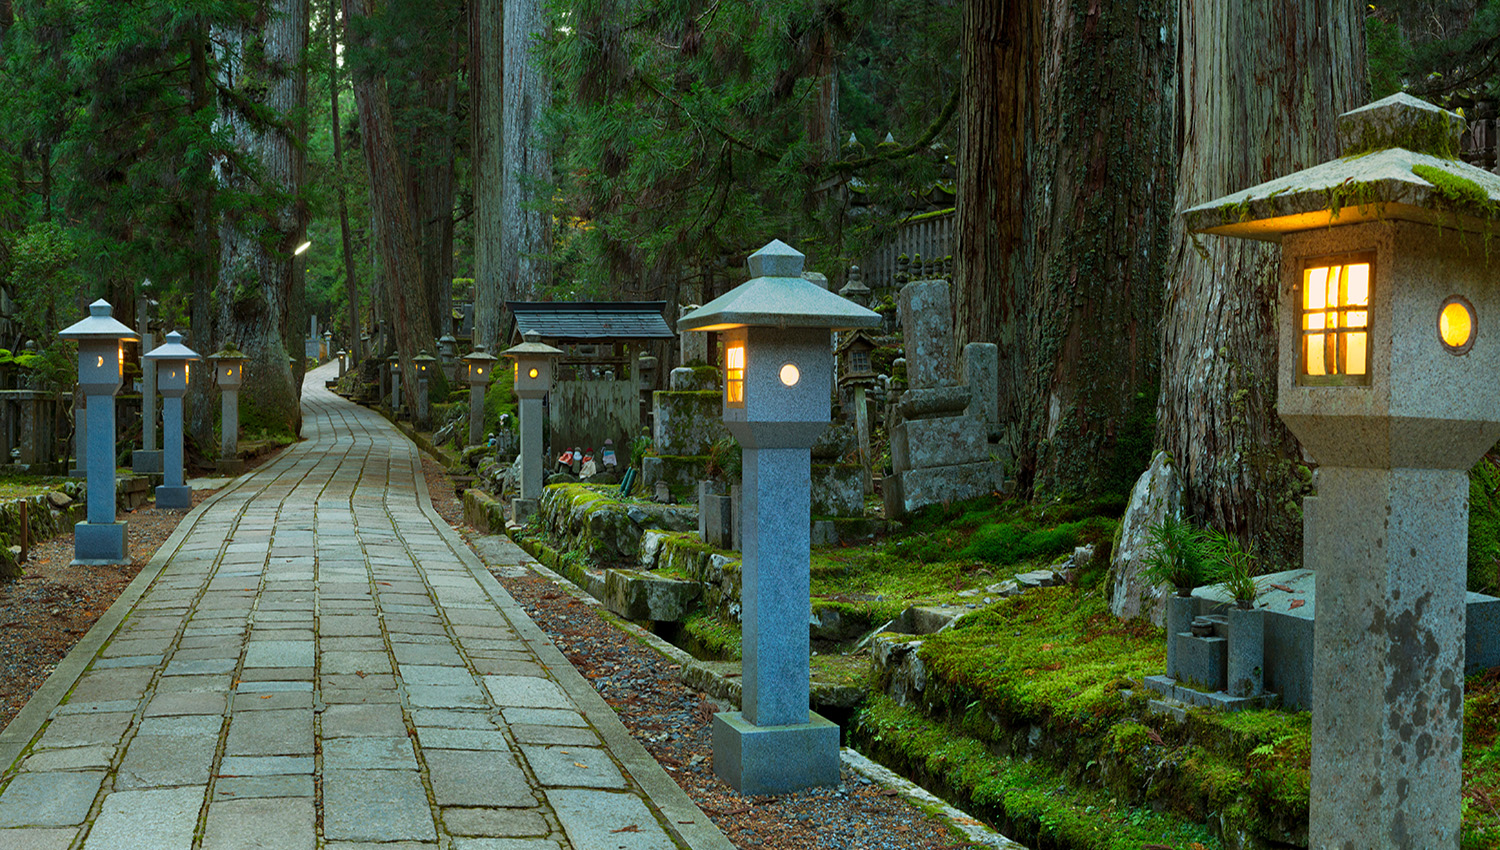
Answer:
top-left (0, 473), bottom-right (71, 500)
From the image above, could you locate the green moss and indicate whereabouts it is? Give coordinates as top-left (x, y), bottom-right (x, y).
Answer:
top-left (680, 612), bottom-right (741, 660)
top-left (958, 516), bottom-right (1114, 567)
top-left (1469, 460), bottom-right (1500, 595)
top-left (483, 363), bottom-right (518, 435)
top-left (1343, 111), bottom-right (1460, 159)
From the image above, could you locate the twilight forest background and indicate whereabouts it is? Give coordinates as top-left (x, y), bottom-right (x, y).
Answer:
top-left (0, 0), bottom-right (1498, 575)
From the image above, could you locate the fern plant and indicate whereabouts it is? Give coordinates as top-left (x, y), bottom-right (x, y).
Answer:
top-left (1202, 529), bottom-right (1260, 609)
top-left (1139, 514), bottom-right (1209, 596)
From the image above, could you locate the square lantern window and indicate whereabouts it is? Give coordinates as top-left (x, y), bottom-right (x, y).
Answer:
top-left (1299, 253), bottom-right (1373, 386)
top-left (725, 341), bottom-right (746, 407)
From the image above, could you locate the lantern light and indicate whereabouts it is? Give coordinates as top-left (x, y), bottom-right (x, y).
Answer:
top-left (1439, 296), bottom-right (1476, 353)
top-left (779, 362), bottom-right (800, 387)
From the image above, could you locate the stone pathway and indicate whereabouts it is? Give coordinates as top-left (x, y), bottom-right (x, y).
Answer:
top-left (0, 363), bottom-right (730, 850)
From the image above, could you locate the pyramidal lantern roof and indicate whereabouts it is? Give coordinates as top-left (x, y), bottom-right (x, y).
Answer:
top-left (678, 240), bottom-right (883, 332)
top-left (1183, 93), bottom-right (1500, 242)
top-left (58, 299), bottom-right (138, 341)
top-left (143, 331), bottom-right (200, 362)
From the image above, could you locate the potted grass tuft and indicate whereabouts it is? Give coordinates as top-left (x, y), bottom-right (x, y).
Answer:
top-left (1203, 530), bottom-right (1265, 698)
top-left (1140, 515), bottom-right (1208, 681)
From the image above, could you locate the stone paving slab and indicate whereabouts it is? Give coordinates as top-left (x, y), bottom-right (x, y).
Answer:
top-left (0, 363), bottom-right (730, 849)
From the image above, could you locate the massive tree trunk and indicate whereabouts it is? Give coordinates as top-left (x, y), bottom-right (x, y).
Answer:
top-left (211, 0), bottom-right (309, 440)
top-left (188, 20), bottom-right (218, 452)
top-left (1159, 0), bottom-right (1366, 562)
top-left (955, 0), bottom-right (1171, 499)
top-left (1025, 0), bottom-right (1175, 499)
top-left (344, 0), bottom-right (433, 410)
top-left (470, 0), bottom-right (503, 350)
top-left (409, 62), bottom-right (458, 341)
top-left (500, 0), bottom-right (552, 301)
top-left (953, 0), bottom-right (1041, 480)
top-left (329, 0), bottom-right (360, 362)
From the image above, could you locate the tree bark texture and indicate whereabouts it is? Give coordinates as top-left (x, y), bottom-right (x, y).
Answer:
top-left (470, 0), bottom-right (503, 350)
top-left (1159, 0), bottom-right (1365, 563)
top-left (1026, 0), bottom-right (1175, 499)
top-left (955, 0), bottom-right (1172, 499)
top-left (500, 0), bottom-right (553, 302)
top-left (954, 0), bottom-right (1040, 480)
top-left (330, 0), bottom-right (361, 362)
top-left (344, 0), bottom-right (433, 412)
top-left (211, 0), bottom-right (309, 440)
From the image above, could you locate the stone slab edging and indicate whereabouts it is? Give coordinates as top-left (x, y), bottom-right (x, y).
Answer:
top-left (488, 537), bottom-right (1030, 850)
top-left (0, 459), bottom-right (269, 774)
top-left (406, 439), bottom-right (737, 850)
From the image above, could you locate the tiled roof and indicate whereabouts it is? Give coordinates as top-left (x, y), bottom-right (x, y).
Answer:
top-left (506, 301), bottom-right (675, 341)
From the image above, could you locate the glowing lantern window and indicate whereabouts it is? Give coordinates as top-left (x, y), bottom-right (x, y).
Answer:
top-left (726, 342), bottom-right (746, 406)
top-left (779, 362), bottom-right (800, 386)
top-left (528, 367), bottom-right (539, 379)
top-left (1439, 296), bottom-right (1476, 354)
top-left (1300, 257), bottom-right (1371, 384)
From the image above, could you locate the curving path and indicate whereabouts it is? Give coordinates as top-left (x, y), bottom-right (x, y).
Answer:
top-left (0, 362), bottom-right (729, 850)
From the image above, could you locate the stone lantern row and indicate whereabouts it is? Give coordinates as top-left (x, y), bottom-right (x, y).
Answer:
top-left (57, 300), bottom-right (250, 565)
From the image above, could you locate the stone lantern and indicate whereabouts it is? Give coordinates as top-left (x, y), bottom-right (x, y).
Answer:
top-left (134, 280), bottom-right (162, 475)
top-left (387, 355), bottom-right (402, 412)
top-left (1184, 93), bottom-right (1500, 848)
top-left (412, 349), bottom-right (438, 426)
top-left (462, 344), bottom-right (498, 447)
top-left (210, 344), bottom-right (248, 476)
top-left (58, 299), bottom-right (138, 564)
top-left (679, 239), bottom-right (881, 795)
top-left (322, 329), bottom-right (333, 361)
top-left (143, 332), bottom-right (199, 509)
top-left (500, 331), bottom-right (562, 524)
top-left (337, 349), bottom-right (347, 378)
top-left (439, 334), bottom-right (459, 381)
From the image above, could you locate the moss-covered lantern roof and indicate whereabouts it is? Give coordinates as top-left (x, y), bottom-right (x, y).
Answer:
top-left (678, 240), bottom-right (883, 333)
top-left (1182, 93), bottom-right (1500, 242)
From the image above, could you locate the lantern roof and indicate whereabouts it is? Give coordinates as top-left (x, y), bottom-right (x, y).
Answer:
top-left (678, 240), bottom-right (883, 333)
top-left (143, 331), bottom-right (200, 362)
top-left (1184, 94), bottom-right (1500, 242)
top-left (209, 342), bottom-right (247, 361)
top-left (413, 349), bottom-right (438, 364)
top-left (462, 344), bottom-right (498, 364)
top-left (501, 330), bottom-right (564, 360)
top-left (58, 299), bottom-right (138, 342)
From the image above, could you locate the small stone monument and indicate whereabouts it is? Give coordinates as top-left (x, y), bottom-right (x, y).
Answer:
top-left (500, 331), bottom-right (562, 525)
top-left (679, 239), bottom-right (881, 795)
top-left (143, 332), bottom-right (199, 509)
top-left (58, 300), bottom-right (138, 564)
top-left (882, 278), bottom-right (1003, 518)
top-left (1185, 92), bottom-right (1500, 847)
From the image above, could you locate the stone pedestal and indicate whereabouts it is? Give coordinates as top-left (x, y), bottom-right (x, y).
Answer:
top-left (511, 497), bottom-right (538, 526)
top-left (1227, 607), bottom-right (1265, 698)
top-left (219, 387), bottom-right (242, 476)
top-left (712, 711), bottom-right (840, 795)
top-left (75, 392), bottom-right (127, 564)
top-left (518, 396), bottom-right (544, 501)
top-left (1308, 466), bottom-right (1467, 848)
top-left (468, 384), bottom-right (485, 447)
top-left (1166, 595), bottom-right (1194, 681)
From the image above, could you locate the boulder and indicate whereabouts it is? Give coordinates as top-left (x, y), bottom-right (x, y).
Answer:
top-left (1109, 450), bottom-right (1183, 626)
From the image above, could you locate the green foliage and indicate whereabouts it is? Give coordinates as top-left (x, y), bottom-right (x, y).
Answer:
top-left (6, 222), bottom-right (85, 341)
top-left (704, 436), bottom-right (741, 482)
top-left (1200, 528), bottom-right (1260, 606)
top-left (1139, 515), bottom-right (1210, 593)
top-left (958, 516), bottom-right (1113, 567)
top-left (1366, 1), bottom-right (1500, 102)
top-left (681, 612), bottom-right (742, 661)
top-left (1366, 15), bottom-right (1412, 98)
top-left (1469, 459), bottom-right (1500, 595)
top-left (482, 365), bottom-right (519, 437)
top-left (1413, 164), bottom-right (1500, 218)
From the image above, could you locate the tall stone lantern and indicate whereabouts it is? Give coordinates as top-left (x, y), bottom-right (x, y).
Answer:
top-left (462, 344), bottom-right (498, 447)
top-left (679, 239), bottom-right (881, 795)
top-left (1185, 93), bottom-right (1500, 847)
top-left (413, 349), bottom-right (438, 427)
top-left (58, 299), bottom-right (138, 564)
top-left (501, 331), bottom-right (562, 524)
top-left (144, 332), bottom-right (200, 509)
top-left (210, 344), bottom-right (248, 476)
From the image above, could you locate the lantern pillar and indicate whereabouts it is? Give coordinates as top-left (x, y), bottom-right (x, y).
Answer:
top-left (413, 350), bottom-right (437, 428)
top-left (133, 285), bottom-right (162, 475)
top-left (211, 345), bottom-right (248, 476)
top-left (501, 332), bottom-right (562, 524)
top-left (680, 239), bottom-right (881, 796)
top-left (1184, 94), bottom-right (1500, 847)
top-left (145, 332), bottom-right (199, 510)
top-left (463, 345), bottom-right (498, 448)
top-left (59, 299), bottom-right (137, 564)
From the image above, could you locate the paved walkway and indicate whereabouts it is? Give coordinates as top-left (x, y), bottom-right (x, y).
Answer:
top-left (0, 363), bottom-right (730, 850)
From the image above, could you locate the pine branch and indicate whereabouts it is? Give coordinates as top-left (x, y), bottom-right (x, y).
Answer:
top-left (636, 77), bottom-right (782, 162)
top-left (824, 84), bottom-right (959, 175)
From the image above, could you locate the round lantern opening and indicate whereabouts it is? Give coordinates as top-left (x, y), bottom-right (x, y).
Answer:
top-left (528, 367), bottom-right (539, 379)
top-left (779, 363), bottom-right (800, 387)
top-left (1439, 296), bottom-right (1476, 354)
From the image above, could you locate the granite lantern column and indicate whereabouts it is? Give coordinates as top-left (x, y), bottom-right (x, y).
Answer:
top-left (679, 239), bottom-right (881, 795)
top-left (413, 349), bottom-right (437, 427)
top-left (337, 350), bottom-right (347, 378)
top-left (388, 356), bottom-right (403, 413)
top-left (58, 299), bottom-right (138, 564)
top-left (144, 332), bottom-right (200, 509)
top-left (210, 344), bottom-right (248, 476)
top-left (439, 334), bottom-right (459, 381)
top-left (501, 332), bottom-right (562, 524)
top-left (134, 283), bottom-right (162, 474)
top-left (1185, 93), bottom-right (1500, 848)
top-left (462, 344), bottom-right (498, 447)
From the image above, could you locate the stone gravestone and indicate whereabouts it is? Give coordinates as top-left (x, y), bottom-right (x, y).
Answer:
top-left (882, 279), bottom-right (1004, 519)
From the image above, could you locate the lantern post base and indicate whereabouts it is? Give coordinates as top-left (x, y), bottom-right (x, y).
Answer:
top-left (510, 498), bottom-right (538, 526)
top-left (73, 521), bottom-right (128, 565)
top-left (711, 711), bottom-right (840, 795)
top-left (155, 485), bottom-right (193, 510)
top-left (132, 450), bottom-right (163, 475)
